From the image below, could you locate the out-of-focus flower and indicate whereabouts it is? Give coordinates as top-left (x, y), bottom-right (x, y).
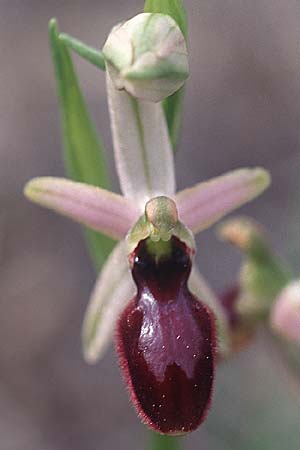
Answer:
top-left (218, 217), bottom-right (289, 321)
top-left (24, 12), bottom-right (270, 435)
top-left (218, 217), bottom-right (292, 353)
top-left (270, 280), bottom-right (300, 342)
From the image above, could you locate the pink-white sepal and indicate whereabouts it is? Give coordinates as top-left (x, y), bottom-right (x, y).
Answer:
top-left (176, 168), bottom-right (270, 234)
top-left (24, 177), bottom-right (139, 239)
top-left (82, 240), bottom-right (136, 363)
top-left (106, 72), bottom-right (175, 209)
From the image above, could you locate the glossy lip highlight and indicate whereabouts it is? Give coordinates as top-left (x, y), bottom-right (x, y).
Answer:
top-left (116, 237), bottom-right (216, 434)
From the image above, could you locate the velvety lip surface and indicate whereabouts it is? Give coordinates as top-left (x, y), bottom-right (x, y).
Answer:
top-left (116, 237), bottom-right (216, 435)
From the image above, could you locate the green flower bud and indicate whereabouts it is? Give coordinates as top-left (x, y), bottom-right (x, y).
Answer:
top-left (102, 13), bottom-right (189, 102)
top-left (218, 217), bottom-right (291, 321)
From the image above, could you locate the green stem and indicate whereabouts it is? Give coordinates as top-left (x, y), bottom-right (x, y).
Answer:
top-left (148, 431), bottom-right (181, 450)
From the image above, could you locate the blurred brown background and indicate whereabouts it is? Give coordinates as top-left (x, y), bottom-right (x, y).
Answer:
top-left (1, 1), bottom-right (300, 449)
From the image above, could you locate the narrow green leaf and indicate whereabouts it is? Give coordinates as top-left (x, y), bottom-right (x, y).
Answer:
top-left (59, 33), bottom-right (106, 70)
top-left (144, 0), bottom-right (187, 150)
top-left (49, 18), bottom-right (115, 269)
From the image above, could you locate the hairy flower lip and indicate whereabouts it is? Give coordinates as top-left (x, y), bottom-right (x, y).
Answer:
top-left (116, 236), bottom-right (216, 435)
top-left (116, 298), bottom-right (216, 435)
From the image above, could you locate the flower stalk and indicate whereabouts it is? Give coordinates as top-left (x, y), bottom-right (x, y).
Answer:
top-left (148, 431), bottom-right (180, 450)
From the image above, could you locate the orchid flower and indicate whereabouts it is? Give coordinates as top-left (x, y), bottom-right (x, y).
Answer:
top-left (24, 12), bottom-right (270, 436)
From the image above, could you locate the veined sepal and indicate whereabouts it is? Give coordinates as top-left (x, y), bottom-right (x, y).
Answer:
top-left (106, 72), bottom-right (175, 208)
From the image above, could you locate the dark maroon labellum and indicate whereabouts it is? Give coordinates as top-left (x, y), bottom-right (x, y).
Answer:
top-left (116, 237), bottom-right (216, 435)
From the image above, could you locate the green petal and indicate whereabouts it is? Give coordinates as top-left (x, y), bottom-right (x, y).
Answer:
top-left (49, 18), bottom-right (115, 268)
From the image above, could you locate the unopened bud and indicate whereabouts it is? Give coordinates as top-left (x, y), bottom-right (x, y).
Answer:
top-left (218, 216), bottom-right (290, 320)
top-left (270, 280), bottom-right (300, 342)
top-left (103, 13), bottom-right (189, 102)
top-left (217, 216), bottom-right (266, 256)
